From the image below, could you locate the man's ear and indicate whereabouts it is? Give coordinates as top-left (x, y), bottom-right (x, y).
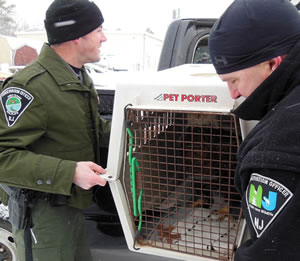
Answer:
top-left (73, 38), bottom-right (80, 45)
top-left (269, 56), bottom-right (284, 72)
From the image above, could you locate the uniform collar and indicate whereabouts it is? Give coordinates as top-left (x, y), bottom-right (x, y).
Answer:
top-left (37, 43), bottom-right (93, 89)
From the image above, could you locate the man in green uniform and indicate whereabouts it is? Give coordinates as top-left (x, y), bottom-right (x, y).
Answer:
top-left (0, 0), bottom-right (110, 260)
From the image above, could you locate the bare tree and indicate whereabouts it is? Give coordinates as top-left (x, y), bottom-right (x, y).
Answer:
top-left (0, 0), bottom-right (17, 36)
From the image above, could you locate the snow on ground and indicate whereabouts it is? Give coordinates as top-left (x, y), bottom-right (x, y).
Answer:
top-left (0, 203), bottom-right (9, 220)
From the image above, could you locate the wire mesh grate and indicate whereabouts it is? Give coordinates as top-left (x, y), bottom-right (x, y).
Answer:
top-left (123, 109), bottom-right (243, 260)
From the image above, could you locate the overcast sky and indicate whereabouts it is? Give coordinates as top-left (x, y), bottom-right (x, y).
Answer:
top-left (8, 0), bottom-right (234, 38)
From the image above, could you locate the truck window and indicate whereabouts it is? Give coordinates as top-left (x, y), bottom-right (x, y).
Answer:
top-left (192, 35), bottom-right (211, 64)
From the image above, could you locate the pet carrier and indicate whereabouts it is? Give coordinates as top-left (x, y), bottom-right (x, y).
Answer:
top-left (104, 64), bottom-right (256, 261)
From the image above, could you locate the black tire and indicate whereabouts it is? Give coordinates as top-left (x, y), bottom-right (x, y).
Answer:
top-left (0, 219), bottom-right (17, 261)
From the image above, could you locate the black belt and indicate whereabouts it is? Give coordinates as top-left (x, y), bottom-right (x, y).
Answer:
top-left (34, 192), bottom-right (70, 207)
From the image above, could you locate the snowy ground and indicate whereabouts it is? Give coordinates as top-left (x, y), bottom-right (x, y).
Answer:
top-left (0, 203), bottom-right (9, 220)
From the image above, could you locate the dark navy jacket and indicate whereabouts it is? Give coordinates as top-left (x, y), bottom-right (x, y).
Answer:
top-left (233, 40), bottom-right (300, 261)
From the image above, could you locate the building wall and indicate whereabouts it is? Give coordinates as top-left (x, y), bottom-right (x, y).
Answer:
top-left (99, 31), bottom-right (163, 71)
top-left (13, 45), bottom-right (38, 66)
top-left (0, 36), bottom-right (11, 65)
top-left (16, 31), bottom-right (47, 42)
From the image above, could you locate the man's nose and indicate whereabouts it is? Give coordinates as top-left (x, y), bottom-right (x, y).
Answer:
top-left (228, 85), bottom-right (240, 99)
top-left (101, 32), bottom-right (107, 43)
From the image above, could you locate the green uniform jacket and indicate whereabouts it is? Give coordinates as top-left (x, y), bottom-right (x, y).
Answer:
top-left (0, 43), bottom-right (111, 209)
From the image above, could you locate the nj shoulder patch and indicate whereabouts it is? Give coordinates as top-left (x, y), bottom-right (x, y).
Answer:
top-left (246, 173), bottom-right (293, 238)
top-left (1, 87), bottom-right (34, 127)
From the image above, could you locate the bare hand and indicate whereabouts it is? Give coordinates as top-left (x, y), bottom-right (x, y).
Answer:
top-left (73, 161), bottom-right (107, 190)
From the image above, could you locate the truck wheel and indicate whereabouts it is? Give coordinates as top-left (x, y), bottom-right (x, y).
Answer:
top-left (0, 219), bottom-right (17, 261)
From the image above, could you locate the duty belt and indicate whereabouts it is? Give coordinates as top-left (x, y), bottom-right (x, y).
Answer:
top-left (34, 192), bottom-right (70, 207)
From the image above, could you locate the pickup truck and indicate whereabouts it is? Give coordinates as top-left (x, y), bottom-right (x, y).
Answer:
top-left (0, 18), bottom-right (243, 261)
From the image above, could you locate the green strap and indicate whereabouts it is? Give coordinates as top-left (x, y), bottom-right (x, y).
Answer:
top-left (127, 128), bottom-right (143, 231)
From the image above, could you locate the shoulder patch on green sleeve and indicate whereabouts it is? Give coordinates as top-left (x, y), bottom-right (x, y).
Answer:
top-left (1, 87), bottom-right (34, 127)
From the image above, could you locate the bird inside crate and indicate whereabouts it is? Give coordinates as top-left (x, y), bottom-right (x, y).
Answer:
top-left (124, 109), bottom-right (243, 260)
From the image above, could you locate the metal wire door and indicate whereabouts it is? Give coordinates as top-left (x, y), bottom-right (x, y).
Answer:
top-left (123, 108), bottom-right (243, 260)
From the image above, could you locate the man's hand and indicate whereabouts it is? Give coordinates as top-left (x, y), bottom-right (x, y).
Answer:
top-left (73, 161), bottom-right (107, 189)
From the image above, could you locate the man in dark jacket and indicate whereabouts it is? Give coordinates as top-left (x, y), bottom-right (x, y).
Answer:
top-left (209, 0), bottom-right (300, 260)
top-left (0, 0), bottom-right (110, 260)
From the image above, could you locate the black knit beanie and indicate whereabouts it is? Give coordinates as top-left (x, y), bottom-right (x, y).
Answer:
top-left (44, 0), bottom-right (104, 45)
top-left (208, 0), bottom-right (300, 74)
